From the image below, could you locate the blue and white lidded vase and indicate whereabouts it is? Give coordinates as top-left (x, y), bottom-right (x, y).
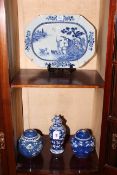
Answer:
top-left (18, 129), bottom-right (43, 158)
top-left (49, 115), bottom-right (66, 154)
top-left (71, 129), bottom-right (95, 158)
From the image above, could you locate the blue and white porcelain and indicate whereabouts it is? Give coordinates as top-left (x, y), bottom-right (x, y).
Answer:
top-left (49, 115), bottom-right (66, 154)
top-left (25, 15), bottom-right (96, 68)
top-left (18, 129), bottom-right (43, 158)
top-left (71, 129), bottom-right (95, 158)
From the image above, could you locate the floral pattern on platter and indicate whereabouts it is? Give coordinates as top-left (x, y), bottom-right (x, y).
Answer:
top-left (24, 15), bottom-right (96, 68)
top-left (46, 15), bottom-right (75, 22)
top-left (49, 115), bottom-right (66, 154)
top-left (71, 129), bottom-right (95, 158)
top-left (18, 129), bottom-right (43, 158)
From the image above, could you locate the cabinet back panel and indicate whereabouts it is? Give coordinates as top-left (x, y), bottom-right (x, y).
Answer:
top-left (16, 0), bottom-right (108, 155)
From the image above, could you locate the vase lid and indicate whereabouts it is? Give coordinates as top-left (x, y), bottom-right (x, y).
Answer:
top-left (52, 115), bottom-right (62, 125)
top-left (23, 129), bottom-right (38, 138)
top-left (75, 129), bottom-right (91, 140)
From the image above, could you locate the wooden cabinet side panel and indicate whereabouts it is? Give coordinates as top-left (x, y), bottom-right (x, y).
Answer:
top-left (5, 0), bottom-right (20, 80)
top-left (0, 0), bottom-right (23, 175)
top-left (110, 65), bottom-right (117, 117)
top-left (0, 88), bottom-right (9, 175)
top-left (0, 0), bottom-right (17, 174)
top-left (99, 0), bottom-right (117, 169)
top-left (5, 0), bottom-right (24, 145)
top-left (106, 119), bottom-right (117, 166)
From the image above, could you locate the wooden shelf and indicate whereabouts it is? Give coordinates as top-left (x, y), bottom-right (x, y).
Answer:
top-left (16, 136), bottom-right (99, 174)
top-left (11, 69), bottom-right (104, 88)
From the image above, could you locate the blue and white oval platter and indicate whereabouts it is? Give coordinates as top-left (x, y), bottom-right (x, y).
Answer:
top-left (25, 15), bottom-right (96, 68)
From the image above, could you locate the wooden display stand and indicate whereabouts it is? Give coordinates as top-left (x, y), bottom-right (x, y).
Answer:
top-left (0, 0), bottom-right (117, 175)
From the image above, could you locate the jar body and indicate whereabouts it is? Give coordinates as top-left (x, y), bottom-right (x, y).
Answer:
top-left (49, 116), bottom-right (66, 154)
top-left (71, 129), bottom-right (95, 158)
top-left (18, 129), bottom-right (43, 158)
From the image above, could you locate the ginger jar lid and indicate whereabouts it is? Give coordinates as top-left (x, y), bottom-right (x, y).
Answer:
top-left (52, 115), bottom-right (62, 126)
top-left (23, 129), bottom-right (38, 138)
top-left (75, 129), bottom-right (91, 140)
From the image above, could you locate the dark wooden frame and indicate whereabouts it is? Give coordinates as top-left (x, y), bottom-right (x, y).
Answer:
top-left (0, 0), bottom-right (16, 174)
top-left (0, 0), bottom-right (117, 175)
top-left (99, 0), bottom-right (117, 171)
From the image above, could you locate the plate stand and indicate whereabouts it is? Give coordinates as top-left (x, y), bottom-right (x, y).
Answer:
top-left (47, 64), bottom-right (76, 78)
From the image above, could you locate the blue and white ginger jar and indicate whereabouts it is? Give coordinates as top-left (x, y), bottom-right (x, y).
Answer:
top-left (71, 129), bottom-right (95, 158)
top-left (18, 129), bottom-right (43, 158)
top-left (49, 115), bottom-right (66, 154)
